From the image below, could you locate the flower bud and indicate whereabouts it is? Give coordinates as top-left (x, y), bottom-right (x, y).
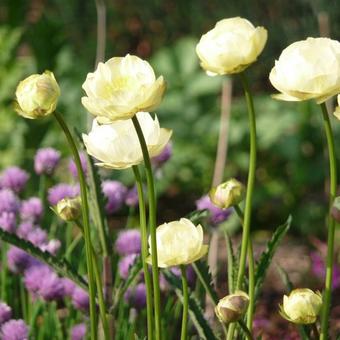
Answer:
top-left (215, 291), bottom-right (249, 324)
top-left (56, 197), bottom-right (81, 222)
top-left (279, 288), bottom-right (322, 324)
top-left (209, 179), bottom-right (245, 209)
top-left (14, 71), bottom-right (60, 119)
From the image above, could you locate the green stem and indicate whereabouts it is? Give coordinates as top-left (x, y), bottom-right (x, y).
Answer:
top-left (237, 320), bottom-right (254, 340)
top-left (319, 102), bottom-right (337, 340)
top-left (132, 115), bottom-right (161, 340)
top-left (53, 111), bottom-right (98, 340)
top-left (132, 165), bottom-right (154, 340)
top-left (180, 265), bottom-right (189, 340)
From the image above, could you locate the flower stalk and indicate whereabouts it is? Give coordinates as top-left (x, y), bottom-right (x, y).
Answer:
top-left (180, 265), bottom-right (189, 340)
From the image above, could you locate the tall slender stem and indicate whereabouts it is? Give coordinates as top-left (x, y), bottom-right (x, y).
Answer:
top-left (53, 111), bottom-right (98, 340)
top-left (238, 320), bottom-right (254, 340)
top-left (319, 102), bottom-right (337, 340)
top-left (132, 165), bottom-right (154, 340)
top-left (132, 115), bottom-right (161, 340)
top-left (180, 265), bottom-right (189, 340)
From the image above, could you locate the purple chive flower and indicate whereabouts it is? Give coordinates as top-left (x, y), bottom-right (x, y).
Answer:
top-left (7, 247), bottom-right (34, 273)
top-left (115, 229), bottom-right (141, 256)
top-left (124, 283), bottom-right (146, 309)
top-left (16, 221), bottom-right (35, 239)
top-left (1, 319), bottom-right (29, 340)
top-left (0, 167), bottom-right (29, 194)
top-left (125, 186), bottom-right (139, 207)
top-left (69, 153), bottom-right (87, 178)
top-left (34, 147), bottom-right (61, 176)
top-left (102, 180), bottom-right (128, 214)
top-left (27, 228), bottom-right (48, 246)
top-left (72, 287), bottom-right (89, 312)
top-left (47, 183), bottom-right (80, 206)
top-left (62, 279), bottom-right (76, 297)
top-left (196, 195), bottom-right (231, 225)
top-left (40, 239), bottom-right (61, 255)
top-left (152, 142), bottom-right (172, 168)
top-left (71, 323), bottom-right (87, 340)
top-left (38, 271), bottom-right (64, 301)
top-left (170, 265), bottom-right (196, 288)
top-left (0, 302), bottom-right (12, 325)
top-left (118, 254), bottom-right (139, 279)
top-left (24, 264), bottom-right (51, 293)
top-left (0, 189), bottom-right (20, 214)
top-left (0, 212), bottom-right (16, 233)
top-left (20, 197), bottom-right (43, 222)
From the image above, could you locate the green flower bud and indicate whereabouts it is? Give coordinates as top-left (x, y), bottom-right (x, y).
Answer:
top-left (14, 71), bottom-right (60, 119)
top-left (215, 291), bottom-right (249, 324)
top-left (279, 288), bottom-right (322, 324)
top-left (56, 197), bottom-right (81, 222)
top-left (209, 178), bottom-right (245, 209)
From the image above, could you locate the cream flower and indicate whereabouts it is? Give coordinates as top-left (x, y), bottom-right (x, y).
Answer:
top-left (147, 218), bottom-right (208, 268)
top-left (269, 38), bottom-right (340, 103)
top-left (82, 111), bottom-right (172, 170)
top-left (279, 288), bottom-right (322, 324)
top-left (14, 71), bottom-right (60, 119)
top-left (196, 17), bottom-right (267, 75)
top-left (81, 54), bottom-right (166, 122)
top-left (56, 197), bottom-right (81, 221)
top-left (334, 94), bottom-right (340, 120)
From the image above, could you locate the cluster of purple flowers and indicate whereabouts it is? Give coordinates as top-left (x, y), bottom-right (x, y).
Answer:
top-left (0, 301), bottom-right (29, 340)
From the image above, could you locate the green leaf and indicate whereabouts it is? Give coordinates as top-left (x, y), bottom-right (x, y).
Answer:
top-left (0, 229), bottom-right (88, 291)
top-left (186, 209), bottom-right (209, 225)
top-left (254, 215), bottom-right (292, 299)
top-left (224, 232), bottom-right (236, 293)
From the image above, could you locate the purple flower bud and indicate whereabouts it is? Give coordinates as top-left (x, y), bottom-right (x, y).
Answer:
top-left (115, 229), bottom-right (141, 256)
top-left (7, 247), bottom-right (34, 273)
top-left (72, 287), bottom-right (89, 312)
top-left (0, 189), bottom-right (20, 214)
top-left (68, 153), bottom-right (87, 179)
top-left (62, 279), bottom-right (76, 296)
top-left (102, 180), bottom-right (127, 214)
top-left (38, 271), bottom-right (64, 301)
top-left (34, 147), bottom-right (61, 176)
top-left (48, 184), bottom-right (80, 206)
top-left (40, 239), bottom-right (61, 255)
top-left (27, 228), bottom-right (48, 246)
top-left (24, 264), bottom-right (51, 293)
top-left (124, 283), bottom-right (146, 309)
top-left (196, 195), bottom-right (231, 225)
top-left (0, 212), bottom-right (16, 233)
top-left (20, 197), bottom-right (43, 222)
top-left (71, 323), bottom-right (87, 340)
top-left (118, 254), bottom-right (138, 279)
top-left (125, 186), bottom-right (139, 207)
top-left (0, 167), bottom-right (29, 194)
top-left (16, 221), bottom-right (35, 239)
top-left (1, 319), bottom-right (29, 340)
top-left (170, 265), bottom-right (196, 288)
top-left (151, 142), bottom-right (172, 168)
top-left (0, 302), bottom-right (12, 325)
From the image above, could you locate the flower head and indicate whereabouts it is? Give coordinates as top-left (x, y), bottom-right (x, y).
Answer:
top-left (269, 38), bottom-right (340, 103)
top-left (72, 287), bottom-right (89, 312)
top-left (34, 147), bottom-right (61, 175)
top-left (16, 221), bottom-right (35, 239)
top-left (125, 186), bottom-right (139, 207)
top-left (124, 283), bottom-right (147, 309)
top-left (118, 254), bottom-right (139, 279)
top-left (83, 111), bottom-right (172, 170)
top-left (0, 189), bottom-right (20, 214)
top-left (0, 302), bottom-right (12, 325)
top-left (20, 197), bottom-right (43, 222)
top-left (47, 183), bottom-right (79, 206)
top-left (56, 197), bottom-right (81, 221)
top-left (82, 54), bottom-right (166, 122)
top-left (0, 167), bottom-right (29, 194)
top-left (0, 212), bottom-right (16, 233)
top-left (115, 229), bottom-right (141, 256)
top-left (196, 17), bottom-right (267, 75)
top-left (14, 71), bottom-right (60, 119)
top-left (148, 218), bottom-right (208, 267)
top-left (1, 319), bottom-right (29, 340)
top-left (71, 323), bottom-right (87, 340)
top-left (280, 288), bottom-right (322, 324)
top-left (102, 180), bottom-right (127, 214)
top-left (7, 247), bottom-right (34, 273)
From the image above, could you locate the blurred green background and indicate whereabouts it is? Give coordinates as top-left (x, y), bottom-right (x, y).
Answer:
top-left (1, 0), bottom-right (340, 235)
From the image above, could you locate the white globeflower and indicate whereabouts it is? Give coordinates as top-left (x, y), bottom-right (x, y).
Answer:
top-left (82, 111), bottom-right (172, 170)
top-left (269, 37), bottom-right (340, 103)
top-left (81, 54), bottom-right (166, 123)
top-left (147, 218), bottom-right (208, 268)
top-left (196, 17), bottom-right (267, 75)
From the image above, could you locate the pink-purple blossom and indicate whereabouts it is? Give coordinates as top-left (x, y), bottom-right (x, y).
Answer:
top-left (34, 147), bottom-right (61, 176)
top-left (0, 167), bottom-right (29, 194)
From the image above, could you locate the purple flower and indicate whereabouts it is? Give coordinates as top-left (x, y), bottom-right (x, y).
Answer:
top-left (0, 302), bottom-right (12, 325)
top-left (7, 247), bottom-right (34, 273)
top-left (69, 153), bottom-right (87, 179)
top-left (71, 323), bottom-right (86, 340)
top-left (170, 265), bottom-right (196, 288)
top-left (47, 183), bottom-right (79, 206)
top-left (62, 279), bottom-right (76, 296)
top-left (34, 147), bottom-right (61, 175)
top-left (0, 212), bottom-right (16, 233)
top-left (27, 228), bottom-right (48, 246)
top-left (16, 221), bottom-right (35, 239)
top-left (118, 254), bottom-right (139, 279)
top-left (24, 264), bottom-right (51, 293)
top-left (38, 271), bottom-right (64, 301)
top-left (0, 167), bottom-right (29, 194)
top-left (20, 197), bottom-right (43, 222)
top-left (196, 195), bottom-right (231, 225)
top-left (115, 229), bottom-right (141, 256)
top-left (0, 189), bottom-right (20, 214)
top-left (1, 319), bottom-right (29, 340)
top-left (125, 186), bottom-right (139, 207)
top-left (152, 142), bottom-right (172, 168)
top-left (102, 180), bottom-right (127, 214)
top-left (124, 283), bottom-right (146, 309)
top-left (40, 239), bottom-right (61, 255)
top-left (72, 287), bottom-right (89, 312)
